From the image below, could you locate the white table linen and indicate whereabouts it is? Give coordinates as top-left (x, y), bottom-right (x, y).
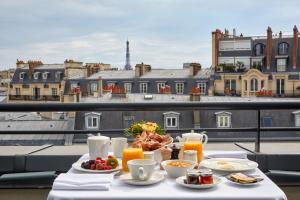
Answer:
top-left (48, 151), bottom-right (287, 200)
top-left (52, 173), bottom-right (113, 191)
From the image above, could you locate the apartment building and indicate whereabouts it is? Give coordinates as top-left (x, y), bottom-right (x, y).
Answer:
top-left (212, 26), bottom-right (300, 97)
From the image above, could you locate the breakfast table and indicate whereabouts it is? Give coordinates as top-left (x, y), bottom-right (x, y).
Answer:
top-left (47, 150), bottom-right (287, 200)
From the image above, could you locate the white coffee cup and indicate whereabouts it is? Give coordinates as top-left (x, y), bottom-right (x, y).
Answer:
top-left (87, 136), bottom-right (110, 160)
top-left (143, 151), bottom-right (155, 162)
top-left (127, 159), bottom-right (156, 181)
top-left (111, 137), bottom-right (128, 158)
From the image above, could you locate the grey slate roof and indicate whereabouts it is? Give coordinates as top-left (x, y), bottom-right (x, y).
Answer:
top-left (11, 64), bottom-right (64, 84)
top-left (88, 70), bottom-right (135, 79)
top-left (0, 112), bottom-right (75, 146)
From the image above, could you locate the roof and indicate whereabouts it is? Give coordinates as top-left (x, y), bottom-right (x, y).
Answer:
top-left (140, 69), bottom-right (190, 79)
top-left (22, 64), bottom-right (64, 70)
top-left (80, 93), bottom-right (300, 103)
top-left (11, 67), bottom-right (64, 84)
top-left (88, 70), bottom-right (135, 79)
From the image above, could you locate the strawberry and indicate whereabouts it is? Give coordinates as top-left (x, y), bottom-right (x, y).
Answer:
top-left (96, 157), bottom-right (102, 161)
top-left (108, 155), bottom-right (113, 159)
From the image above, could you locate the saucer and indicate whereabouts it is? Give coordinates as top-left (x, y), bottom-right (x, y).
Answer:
top-left (176, 175), bottom-right (221, 189)
top-left (120, 171), bottom-right (165, 186)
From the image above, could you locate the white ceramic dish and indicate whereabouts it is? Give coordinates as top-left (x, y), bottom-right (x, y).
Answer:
top-left (120, 171), bottom-right (165, 186)
top-left (161, 160), bottom-right (197, 178)
top-left (176, 175), bottom-right (221, 189)
top-left (151, 137), bottom-right (173, 163)
top-left (226, 175), bottom-right (264, 186)
top-left (72, 159), bottom-right (122, 173)
top-left (201, 158), bottom-right (258, 172)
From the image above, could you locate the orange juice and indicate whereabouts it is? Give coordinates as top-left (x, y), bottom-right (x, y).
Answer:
top-left (122, 148), bottom-right (144, 172)
top-left (183, 142), bottom-right (203, 163)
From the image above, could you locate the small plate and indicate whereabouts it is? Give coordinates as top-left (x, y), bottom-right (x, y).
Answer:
top-left (72, 159), bottom-right (122, 173)
top-left (120, 171), bottom-right (165, 186)
top-left (201, 158), bottom-right (258, 172)
top-left (226, 175), bottom-right (264, 186)
top-left (176, 175), bottom-right (221, 189)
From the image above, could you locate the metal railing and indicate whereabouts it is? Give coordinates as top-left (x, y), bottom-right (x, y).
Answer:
top-left (9, 95), bottom-right (60, 101)
top-left (1, 101), bottom-right (300, 152)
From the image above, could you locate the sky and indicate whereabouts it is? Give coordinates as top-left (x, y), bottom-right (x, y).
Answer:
top-left (0, 0), bottom-right (300, 70)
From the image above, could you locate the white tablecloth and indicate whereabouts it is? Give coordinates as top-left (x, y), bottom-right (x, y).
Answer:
top-left (48, 151), bottom-right (287, 200)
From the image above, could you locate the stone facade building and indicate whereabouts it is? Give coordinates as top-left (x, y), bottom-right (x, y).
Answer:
top-left (212, 26), bottom-right (300, 97)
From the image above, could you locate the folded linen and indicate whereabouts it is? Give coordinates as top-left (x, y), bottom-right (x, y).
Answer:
top-left (204, 151), bottom-right (247, 159)
top-left (52, 173), bottom-right (113, 191)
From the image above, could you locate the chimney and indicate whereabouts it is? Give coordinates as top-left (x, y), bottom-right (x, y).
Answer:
top-left (28, 60), bottom-right (43, 79)
top-left (212, 29), bottom-right (223, 68)
top-left (279, 31), bottom-right (282, 38)
top-left (188, 63), bottom-right (202, 76)
top-left (135, 63), bottom-right (151, 77)
top-left (233, 28), bottom-right (236, 37)
top-left (16, 59), bottom-right (25, 68)
top-left (266, 26), bottom-right (273, 70)
top-left (292, 25), bottom-right (299, 69)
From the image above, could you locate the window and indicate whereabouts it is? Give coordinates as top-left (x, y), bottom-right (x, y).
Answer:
top-left (19, 72), bottom-right (25, 79)
top-left (85, 112), bottom-right (101, 129)
top-left (225, 80), bottom-right (236, 90)
top-left (90, 83), bottom-right (98, 93)
top-left (124, 83), bottom-right (132, 93)
top-left (139, 82), bottom-right (148, 93)
top-left (277, 59), bottom-right (287, 72)
top-left (163, 111), bottom-right (180, 129)
top-left (176, 82), bottom-right (184, 94)
top-left (33, 72), bottom-right (40, 80)
top-left (215, 111), bottom-right (232, 128)
top-left (254, 43), bottom-right (264, 56)
top-left (43, 72), bottom-right (49, 80)
top-left (261, 80), bottom-right (265, 89)
top-left (244, 80), bottom-right (247, 91)
top-left (250, 78), bottom-right (258, 91)
top-left (71, 82), bottom-right (79, 90)
top-left (55, 72), bottom-right (62, 80)
top-left (278, 42), bottom-right (289, 55)
top-left (276, 79), bottom-right (285, 95)
top-left (263, 117), bottom-right (273, 127)
top-left (157, 82), bottom-right (165, 93)
top-left (51, 88), bottom-right (57, 96)
top-left (292, 111), bottom-right (300, 127)
top-left (197, 82), bottom-right (206, 95)
top-left (15, 88), bottom-right (21, 96)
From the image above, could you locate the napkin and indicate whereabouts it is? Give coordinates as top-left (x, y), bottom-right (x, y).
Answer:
top-left (52, 173), bottom-right (113, 191)
top-left (204, 151), bottom-right (247, 159)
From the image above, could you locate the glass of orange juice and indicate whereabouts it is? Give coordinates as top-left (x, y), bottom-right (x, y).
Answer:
top-left (183, 141), bottom-right (203, 163)
top-left (122, 148), bottom-right (144, 172)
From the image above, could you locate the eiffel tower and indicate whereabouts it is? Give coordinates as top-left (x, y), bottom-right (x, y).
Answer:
top-left (124, 40), bottom-right (132, 70)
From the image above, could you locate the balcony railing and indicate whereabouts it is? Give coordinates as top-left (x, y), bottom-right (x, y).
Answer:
top-left (9, 95), bottom-right (60, 101)
top-left (2, 101), bottom-right (300, 152)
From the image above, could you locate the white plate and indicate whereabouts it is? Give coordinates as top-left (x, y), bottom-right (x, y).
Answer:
top-left (72, 159), bottom-right (122, 173)
top-left (120, 171), bottom-right (165, 186)
top-left (201, 158), bottom-right (258, 172)
top-left (176, 175), bottom-right (221, 189)
top-left (226, 175), bottom-right (264, 186)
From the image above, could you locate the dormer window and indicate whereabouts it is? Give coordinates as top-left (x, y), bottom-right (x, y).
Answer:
top-left (254, 43), bottom-right (264, 56)
top-left (33, 72), bottom-right (40, 80)
top-left (19, 72), bottom-right (25, 80)
top-left (43, 72), bottom-right (49, 80)
top-left (85, 112), bottom-right (101, 129)
top-left (278, 42), bottom-right (289, 55)
top-left (163, 111), bottom-right (180, 129)
top-left (90, 82), bottom-right (98, 93)
top-left (215, 111), bottom-right (232, 128)
top-left (292, 111), bottom-right (300, 127)
top-left (55, 71), bottom-right (62, 80)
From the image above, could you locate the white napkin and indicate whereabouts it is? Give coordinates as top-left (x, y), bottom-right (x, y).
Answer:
top-left (52, 173), bottom-right (113, 191)
top-left (204, 151), bottom-right (247, 159)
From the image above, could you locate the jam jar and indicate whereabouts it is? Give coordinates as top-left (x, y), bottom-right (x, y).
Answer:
top-left (199, 169), bottom-right (213, 184)
top-left (186, 169), bottom-right (200, 184)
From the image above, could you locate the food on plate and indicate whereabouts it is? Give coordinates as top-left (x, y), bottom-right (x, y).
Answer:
top-left (167, 161), bottom-right (193, 167)
top-left (228, 173), bottom-right (257, 184)
top-left (125, 121), bottom-right (165, 137)
top-left (81, 156), bottom-right (119, 171)
top-left (216, 160), bottom-right (235, 170)
top-left (131, 131), bottom-right (172, 151)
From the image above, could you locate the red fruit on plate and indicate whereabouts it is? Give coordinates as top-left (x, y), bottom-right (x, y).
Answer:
top-left (96, 157), bottom-right (102, 161)
top-left (100, 160), bottom-right (106, 164)
top-left (90, 164), bottom-right (96, 170)
top-left (108, 155), bottom-right (113, 159)
top-left (106, 165), bottom-right (113, 170)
